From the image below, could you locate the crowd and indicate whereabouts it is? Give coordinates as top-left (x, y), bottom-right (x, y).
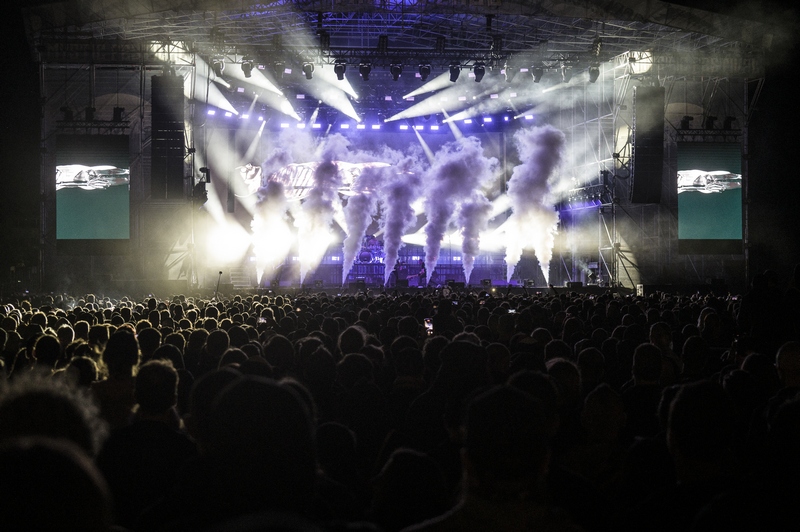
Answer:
top-left (0, 266), bottom-right (799, 531)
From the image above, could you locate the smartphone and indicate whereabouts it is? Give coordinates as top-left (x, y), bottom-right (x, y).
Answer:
top-left (424, 318), bottom-right (433, 336)
top-left (508, 309), bottom-right (516, 314)
top-left (257, 317), bottom-right (267, 324)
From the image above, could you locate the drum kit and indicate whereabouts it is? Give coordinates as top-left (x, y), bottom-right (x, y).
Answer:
top-left (358, 235), bottom-right (385, 263)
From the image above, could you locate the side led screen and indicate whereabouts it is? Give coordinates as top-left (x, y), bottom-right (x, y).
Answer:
top-left (56, 135), bottom-right (130, 240)
top-left (677, 143), bottom-right (742, 254)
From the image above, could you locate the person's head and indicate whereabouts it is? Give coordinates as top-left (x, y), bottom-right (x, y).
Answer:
top-left (33, 334), bottom-right (62, 369)
top-left (0, 438), bottom-right (113, 532)
top-left (632, 343), bottom-right (662, 384)
top-left (667, 380), bottom-right (735, 478)
top-left (184, 367), bottom-right (241, 449)
top-left (776, 341), bottom-right (800, 388)
top-left (338, 325), bottom-right (366, 356)
top-left (102, 329), bottom-right (139, 378)
top-left (0, 373), bottom-right (107, 456)
top-left (136, 327), bottom-right (162, 360)
top-left (65, 356), bottom-right (98, 388)
top-left (371, 448), bottom-right (449, 531)
top-left (206, 376), bottom-right (317, 514)
top-left (135, 359), bottom-right (179, 416)
top-left (206, 329), bottom-right (230, 359)
top-left (462, 385), bottom-right (548, 499)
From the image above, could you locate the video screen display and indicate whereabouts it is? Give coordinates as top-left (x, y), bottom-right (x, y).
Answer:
top-left (56, 135), bottom-right (130, 240)
top-left (677, 143), bottom-right (742, 254)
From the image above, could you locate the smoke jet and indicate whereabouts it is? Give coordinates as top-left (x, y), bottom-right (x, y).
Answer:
top-left (422, 137), bottom-right (497, 284)
top-left (504, 125), bottom-right (565, 284)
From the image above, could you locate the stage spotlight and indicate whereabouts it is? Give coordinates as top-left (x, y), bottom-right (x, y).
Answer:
top-left (588, 65), bottom-right (600, 83)
top-left (473, 62), bottom-right (486, 82)
top-left (112, 106), bottom-right (125, 122)
top-left (418, 63), bottom-right (431, 81)
top-left (532, 67), bottom-right (543, 83)
top-left (704, 115), bottom-right (717, 129)
top-left (334, 60), bottom-right (347, 80)
top-left (449, 62), bottom-right (461, 82)
top-left (390, 63), bottom-right (403, 81)
top-left (302, 62), bottom-right (315, 80)
top-left (561, 64), bottom-right (572, 83)
top-left (504, 62), bottom-right (518, 82)
top-left (680, 115), bottom-right (693, 129)
top-left (211, 57), bottom-right (225, 77)
top-left (241, 58), bottom-right (253, 78)
top-left (359, 61), bottom-right (372, 80)
top-left (84, 107), bottom-right (95, 121)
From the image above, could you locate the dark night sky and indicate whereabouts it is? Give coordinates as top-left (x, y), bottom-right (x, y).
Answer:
top-left (1, 0), bottom-right (799, 284)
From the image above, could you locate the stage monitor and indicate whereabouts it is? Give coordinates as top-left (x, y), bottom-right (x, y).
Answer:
top-left (677, 143), bottom-right (743, 255)
top-left (56, 135), bottom-right (130, 253)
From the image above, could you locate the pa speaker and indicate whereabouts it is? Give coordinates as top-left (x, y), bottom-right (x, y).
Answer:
top-left (630, 86), bottom-right (665, 204)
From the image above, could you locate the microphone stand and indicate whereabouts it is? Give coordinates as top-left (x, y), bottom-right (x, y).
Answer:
top-left (214, 270), bottom-right (222, 300)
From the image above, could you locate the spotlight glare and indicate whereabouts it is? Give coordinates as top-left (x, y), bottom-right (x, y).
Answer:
top-left (430, 125), bottom-right (439, 130)
top-left (399, 124), bottom-right (409, 130)
top-left (357, 124), bottom-right (366, 129)
top-left (280, 123), bottom-right (289, 128)
top-left (207, 109), bottom-right (216, 115)
top-left (371, 124), bottom-right (381, 130)
top-left (464, 119), bottom-right (472, 124)
top-left (414, 125), bottom-right (424, 130)
top-left (312, 123), bottom-right (322, 129)
top-left (224, 112), bottom-right (232, 117)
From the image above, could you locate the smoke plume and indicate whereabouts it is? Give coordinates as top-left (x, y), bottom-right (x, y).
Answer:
top-left (340, 165), bottom-right (386, 285)
top-left (380, 156), bottom-right (424, 285)
top-left (457, 194), bottom-right (493, 284)
top-left (504, 125), bottom-right (565, 284)
top-left (423, 137), bottom-right (497, 283)
top-left (296, 135), bottom-right (348, 284)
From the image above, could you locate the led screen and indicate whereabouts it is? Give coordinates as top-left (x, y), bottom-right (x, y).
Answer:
top-left (56, 135), bottom-right (130, 240)
top-left (677, 142), bottom-right (742, 254)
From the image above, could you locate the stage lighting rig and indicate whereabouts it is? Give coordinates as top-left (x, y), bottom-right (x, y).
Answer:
top-left (680, 115), bottom-right (693, 129)
top-left (334, 60), bottom-right (347, 80)
top-left (588, 65), bottom-right (600, 83)
top-left (473, 62), bottom-right (486, 82)
top-left (211, 57), bottom-right (225, 77)
top-left (241, 58), bottom-right (253, 78)
top-left (390, 63), bottom-right (403, 81)
top-left (302, 62), bottom-right (315, 80)
top-left (532, 67), bottom-right (544, 83)
top-left (359, 61), bottom-right (372, 81)
top-left (449, 62), bottom-right (461, 82)
top-left (418, 63), bottom-right (431, 81)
